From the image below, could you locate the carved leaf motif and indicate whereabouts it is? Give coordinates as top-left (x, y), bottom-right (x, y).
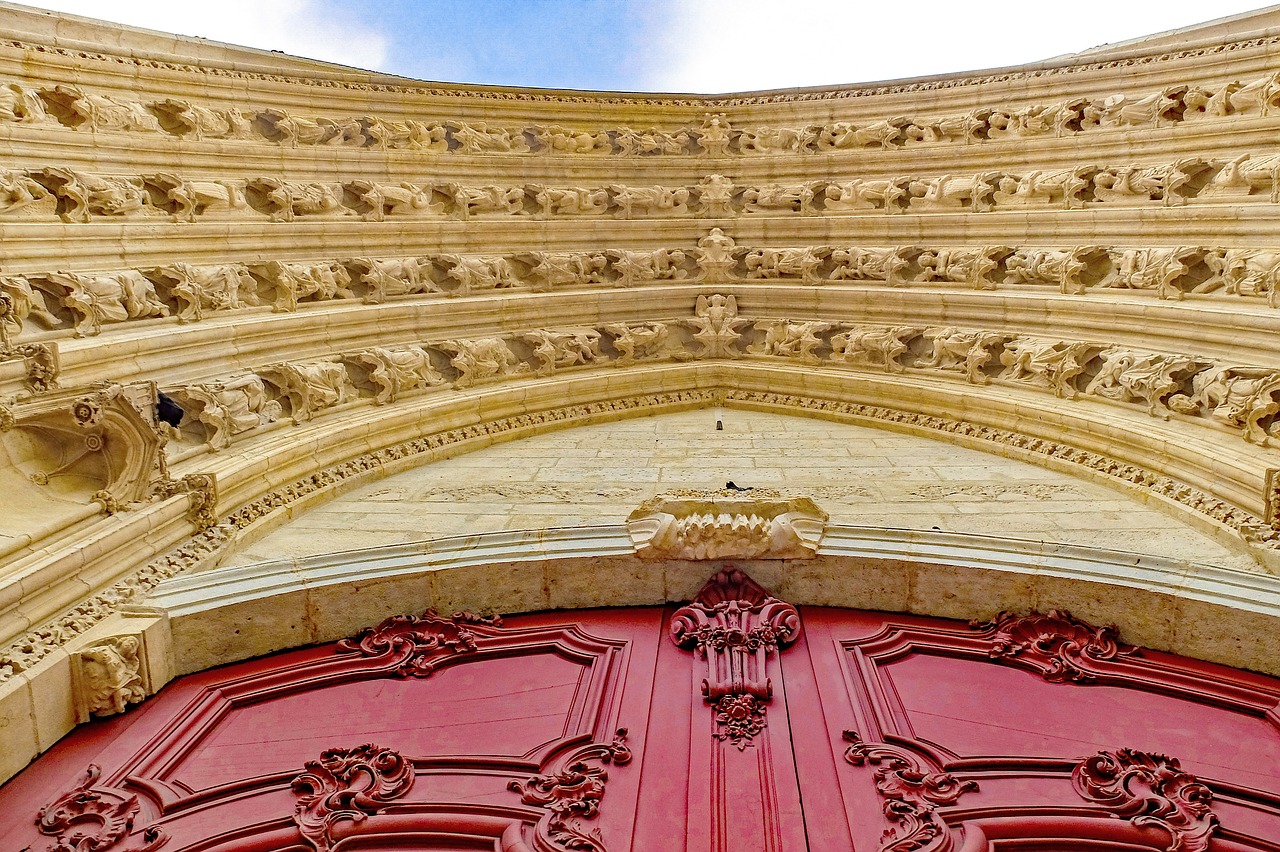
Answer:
top-left (336, 609), bottom-right (501, 676)
top-left (712, 694), bottom-right (767, 749)
top-left (290, 744), bottom-right (415, 852)
top-left (1072, 749), bottom-right (1218, 852)
top-left (35, 765), bottom-right (167, 852)
top-left (843, 732), bottom-right (977, 852)
top-left (971, 609), bottom-right (1140, 683)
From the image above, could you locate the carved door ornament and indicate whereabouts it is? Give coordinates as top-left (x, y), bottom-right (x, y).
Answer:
top-left (670, 567), bottom-right (801, 748)
top-left (32, 765), bottom-right (167, 852)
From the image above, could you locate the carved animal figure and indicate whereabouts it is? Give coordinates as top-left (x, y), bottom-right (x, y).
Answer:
top-left (1227, 71), bottom-right (1280, 115)
top-left (0, 82), bottom-right (52, 123)
top-left (1004, 248), bottom-right (1095, 294)
top-left (1203, 154), bottom-right (1280, 202)
top-left (608, 249), bottom-right (687, 288)
top-left (440, 255), bottom-right (519, 295)
top-left (741, 183), bottom-right (817, 215)
top-left (993, 168), bottom-right (1093, 209)
top-left (521, 328), bottom-right (604, 375)
top-left (535, 186), bottom-right (610, 216)
top-left (917, 246), bottom-right (1011, 290)
top-left (0, 169), bottom-right (51, 215)
top-left (349, 180), bottom-right (445, 221)
top-left (908, 174), bottom-right (999, 212)
top-left (44, 85), bottom-right (162, 132)
top-left (533, 125), bottom-right (612, 155)
top-left (743, 247), bottom-right (826, 281)
top-left (824, 178), bottom-right (909, 213)
top-left (1092, 159), bottom-right (1210, 206)
top-left (153, 99), bottom-right (254, 139)
top-left (266, 261), bottom-right (354, 311)
top-left (0, 275), bottom-right (60, 343)
top-left (604, 322), bottom-right (669, 364)
top-left (1209, 248), bottom-right (1280, 306)
top-left (686, 294), bottom-right (746, 358)
top-left (751, 321), bottom-right (832, 362)
top-left (250, 179), bottom-right (348, 222)
top-left (738, 126), bottom-right (815, 154)
top-left (519, 252), bottom-right (607, 290)
top-left (615, 127), bottom-right (689, 156)
top-left (450, 122), bottom-right (529, 153)
top-left (41, 168), bottom-right (148, 221)
top-left (153, 262), bottom-right (259, 322)
top-left (453, 184), bottom-right (525, 218)
top-left (818, 118), bottom-right (908, 149)
top-left (1174, 366), bottom-right (1280, 444)
top-left (1100, 247), bottom-right (1202, 300)
top-left (830, 326), bottom-right (920, 372)
top-left (145, 174), bottom-right (247, 221)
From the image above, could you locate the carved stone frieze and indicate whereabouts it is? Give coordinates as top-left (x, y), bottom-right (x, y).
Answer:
top-left (336, 609), bottom-right (502, 677)
top-left (34, 765), bottom-right (167, 852)
top-left (971, 610), bottom-right (1140, 684)
top-left (1072, 749), bottom-right (1218, 852)
top-left (74, 636), bottom-right (146, 718)
top-left (291, 745), bottom-right (415, 852)
top-left (626, 490), bottom-right (827, 560)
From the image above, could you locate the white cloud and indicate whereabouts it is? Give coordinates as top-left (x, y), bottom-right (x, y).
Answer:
top-left (11, 0), bottom-right (389, 70)
top-left (645, 1), bottom-right (1277, 93)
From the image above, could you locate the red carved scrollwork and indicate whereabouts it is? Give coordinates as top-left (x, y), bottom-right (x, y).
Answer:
top-left (34, 765), bottom-right (166, 852)
top-left (290, 744), bottom-right (415, 852)
top-left (670, 567), bottom-right (800, 748)
top-left (508, 729), bottom-right (632, 852)
top-left (335, 609), bottom-right (501, 676)
top-left (843, 732), bottom-right (977, 852)
top-left (1072, 748), bottom-right (1219, 852)
top-left (970, 609), bottom-right (1140, 683)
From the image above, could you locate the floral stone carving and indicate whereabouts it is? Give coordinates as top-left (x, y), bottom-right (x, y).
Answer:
top-left (290, 744), bottom-right (415, 852)
top-left (626, 489), bottom-right (827, 560)
top-left (970, 610), bottom-right (1140, 683)
top-left (336, 609), bottom-right (502, 677)
top-left (34, 765), bottom-right (167, 852)
top-left (843, 732), bottom-right (977, 852)
top-left (1072, 749), bottom-right (1218, 852)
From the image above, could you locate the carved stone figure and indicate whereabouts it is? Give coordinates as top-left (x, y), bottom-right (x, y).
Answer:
top-left (433, 337), bottom-right (524, 387)
top-left (609, 248), bottom-right (688, 287)
top-left (259, 108), bottom-right (366, 146)
top-left (439, 255), bottom-right (519, 295)
top-left (632, 495), bottom-right (826, 561)
top-left (348, 180), bottom-right (445, 221)
top-left (76, 636), bottom-right (146, 717)
top-left (993, 167), bottom-right (1094, 209)
top-left (987, 100), bottom-right (1085, 138)
top-left (1092, 87), bottom-right (1185, 127)
top-left (348, 346), bottom-right (445, 404)
top-left (908, 173), bottom-right (999, 212)
top-left (1004, 247), bottom-right (1099, 294)
top-left (917, 246), bottom-right (1011, 290)
top-left (818, 117), bottom-right (908, 149)
top-left (741, 182), bottom-right (818, 215)
top-left (169, 374), bottom-right (283, 449)
top-left (918, 327), bottom-right (1011, 384)
top-left (750, 320), bottom-right (832, 362)
top-left (686, 294), bottom-right (746, 358)
top-left (349, 256), bottom-right (434, 303)
top-left (0, 168), bottom-right (52, 216)
top-left (615, 126), bottom-right (689, 156)
top-left (1226, 70), bottom-right (1280, 115)
top-left (1182, 83), bottom-right (1236, 120)
top-left (1172, 366), bottom-right (1280, 444)
top-left (904, 109), bottom-right (991, 144)
top-left (737, 125), bottom-right (816, 154)
top-left (830, 326), bottom-right (920, 372)
top-left (519, 251), bottom-right (608, 290)
top-left (824, 178), bottom-right (909, 213)
top-left (1202, 153), bottom-right (1280, 202)
top-left (41, 270), bottom-right (170, 336)
top-left (260, 360), bottom-right (352, 422)
top-left (361, 117), bottom-right (448, 151)
top-left (1092, 159), bottom-right (1210, 206)
top-left (153, 98), bottom-right (255, 139)
top-left (144, 173), bottom-right (248, 221)
top-left (744, 246), bottom-right (826, 282)
top-left (533, 124), bottom-right (612, 155)
top-left (152, 262), bottom-right (259, 322)
top-left (0, 274), bottom-right (60, 344)
top-left (1085, 348), bottom-right (1201, 419)
top-left (521, 328), bottom-right (604, 375)
top-left (42, 84), bottom-right (162, 132)
top-left (40, 168), bottom-right (149, 222)
top-left (450, 122), bottom-right (530, 153)
top-left (452, 184), bottom-right (526, 218)
top-left (265, 260), bottom-right (354, 311)
top-left (533, 186), bottom-right (609, 217)
top-left (827, 246), bottom-right (917, 286)
top-left (249, 178), bottom-right (349, 222)
top-left (696, 113), bottom-right (733, 155)
top-left (695, 228), bottom-right (739, 282)
top-left (603, 322), bottom-right (669, 364)
top-left (1100, 247), bottom-right (1202, 300)
top-left (1209, 248), bottom-right (1280, 306)
top-left (2, 82), bottom-right (54, 127)
top-left (999, 337), bottom-right (1096, 398)
top-left (696, 174), bottom-right (736, 216)
top-left (610, 184), bottom-right (690, 218)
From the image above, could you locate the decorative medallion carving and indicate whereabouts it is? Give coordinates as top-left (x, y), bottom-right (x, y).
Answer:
top-left (625, 489), bottom-right (828, 560)
top-left (1072, 749), bottom-right (1218, 852)
top-left (843, 732), bottom-right (977, 852)
top-left (670, 568), bottom-right (801, 748)
top-left (34, 765), bottom-right (167, 852)
top-left (290, 744), bottom-right (415, 852)
top-left (336, 609), bottom-right (502, 677)
top-left (508, 730), bottom-right (632, 852)
top-left (971, 610), bottom-right (1141, 683)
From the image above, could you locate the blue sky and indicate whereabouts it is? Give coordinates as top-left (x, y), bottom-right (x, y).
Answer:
top-left (11, 1), bottom-right (1279, 93)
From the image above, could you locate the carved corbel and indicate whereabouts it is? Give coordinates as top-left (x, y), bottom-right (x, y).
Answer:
top-left (71, 636), bottom-right (147, 721)
top-left (33, 764), bottom-right (167, 852)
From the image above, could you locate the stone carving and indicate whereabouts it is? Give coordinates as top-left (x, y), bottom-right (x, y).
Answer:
top-left (348, 346), bottom-right (444, 404)
top-left (362, 117), bottom-right (448, 151)
top-left (741, 182), bottom-right (819, 214)
top-left (609, 249), bottom-right (688, 287)
top-left (521, 328), bottom-right (604, 376)
top-left (1208, 248), bottom-right (1280, 306)
top-left (0, 275), bottom-right (59, 344)
top-left (1100, 247), bottom-right (1204, 300)
top-left (750, 320), bottom-right (832, 362)
top-left (1072, 749), bottom-right (1217, 852)
top-left (828, 247), bottom-right (918, 285)
top-left (0, 82), bottom-right (53, 123)
top-left (0, 168), bottom-right (54, 217)
top-left (40, 270), bottom-right (169, 337)
top-left (1085, 349), bottom-right (1202, 419)
top-left (694, 229), bottom-right (739, 283)
top-left (1171, 367), bottom-right (1280, 445)
top-left (264, 260), bottom-right (354, 312)
top-left (918, 327), bottom-right (1011, 384)
top-left (40, 168), bottom-right (149, 222)
top-left (438, 255), bottom-right (518, 295)
top-left (1222, 71), bottom-right (1280, 116)
top-left (999, 337), bottom-right (1096, 399)
top-left (452, 183), bottom-right (526, 218)
top-left (348, 180), bottom-right (445, 221)
top-left (670, 568), bottom-right (801, 748)
top-left (150, 263), bottom-right (258, 322)
top-left (259, 360), bottom-right (352, 423)
top-left (169, 375), bottom-right (283, 450)
top-left (519, 251), bottom-right (608, 290)
top-left (1093, 159), bottom-right (1211, 206)
top-left (685, 293), bottom-right (747, 358)
top-left (696, 113), bottom-right (733, 155)
top-left (291, 745), bottom-right (415, 852)
top-left (831, 326), bottom-right (920, 373)
top-left (908, 173), bottom-right (1000, 213)
top-left (905, 108), bottom-right (992, 144)
top-left (1203, 153), bottom-right (1280, 202)
top-left (918, 246), bottom-right (1011, 290)
top-left (616, 126), bottom-right (689, 156)
top-left (603, 322), bottom-right (670, 364)
top-left (450, 121), bottom-right (530, 154)
top-left (993, 167), bottom-right (1094, 209)
top-left (971, 610), bottom-right (1140, 684)
top-left (738, 125), bottom-right (816, 154)
top-left (695, 174), bottom-right (736, 217)
top-left (349, 257), bottom-right (434, 304)
top-left (508, 730), bottom-right (632, 852)
top-left (152, 98), bottom-right (254, 140)
top-left (744, 246), bottom-right (826, 282)
top-left (248, 178), bottom-right (349, 222)
top-left (3, 341), bottom-right (60, 393)
top-left (75, 636), bottom-right (145, 718)
top-left (337, 609), bottom-right (501, 676)
top-left (535, 185), bottom-right (610, 217)
top-left (843, 732), bottom-right (977, 852)
top-left (41, 85), bottom-right (162, 133)
top-left (824, 178), bottom-right (910, 213)
top-left (433, 337), bottom-right (524, 387)
top-left (610, 184), bottom-right (690, 218)
top-left (1004, 247), bottom-right (1099, 294)
top-left (143, 174), bottom-right (248, 221)
top-left (533, 124), bottom-right (612, 155)
top-left (818, 118), bottom-right (909, 149)
top-left (628, 491), bottom-right (827, 561)
top-left (34, 765), bottom-right (167, 852)
top-left (258, 109), bottom-right (366, 147)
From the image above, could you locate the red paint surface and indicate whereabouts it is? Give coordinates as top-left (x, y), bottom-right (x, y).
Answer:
top-left (5, 602), bottom-right (1280, 851)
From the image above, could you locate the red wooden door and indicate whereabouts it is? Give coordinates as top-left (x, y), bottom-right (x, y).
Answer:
top-left (6, 567), bottom-right (1280, 851)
